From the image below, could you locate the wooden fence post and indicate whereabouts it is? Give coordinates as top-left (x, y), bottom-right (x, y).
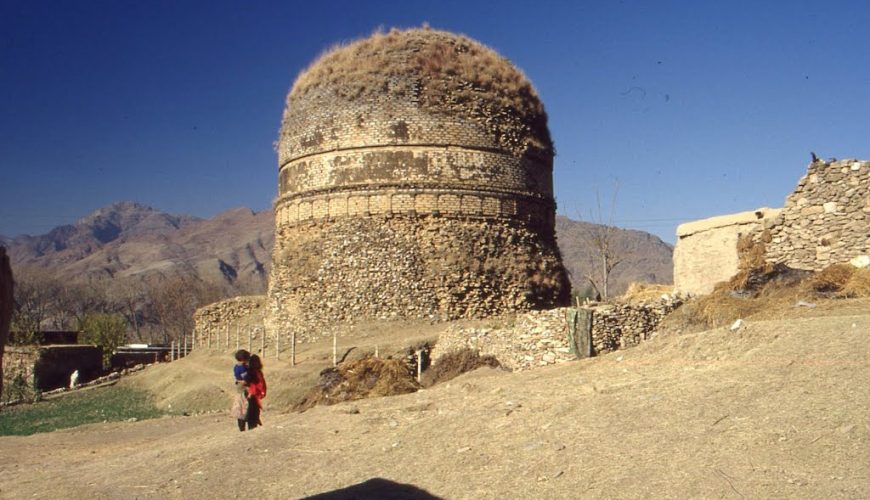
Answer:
top-left (291, 331), bottom-right (296, 367)
top-left (416, 349), bottom-right (423, 382)
top-left (261, 326), bottom-right (266, 356)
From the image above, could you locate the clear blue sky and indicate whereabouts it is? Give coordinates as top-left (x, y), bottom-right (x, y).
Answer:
top-left (2, 0), bottom-right (868, 243)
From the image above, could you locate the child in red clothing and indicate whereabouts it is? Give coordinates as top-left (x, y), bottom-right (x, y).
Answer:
top-left (232, 350), bottom-right (251, 431)
top-left (241, 354), bottom-right (267, 430)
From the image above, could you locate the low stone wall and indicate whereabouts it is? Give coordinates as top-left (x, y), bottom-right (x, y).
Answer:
top-left (192, 295), bottom-right (267, 348)
top-left (588, 299), bottom-right (683, 353)
top-left (673, 208), bottom-right (781, 295)
top-left (432, 298), bottom-right (682, 371)
top-left (765, 159), bottom-right (869, 270)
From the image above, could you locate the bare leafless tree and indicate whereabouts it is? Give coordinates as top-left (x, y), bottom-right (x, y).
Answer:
top-left (579, 181), bottom-right (629, 300)
top-left (144, 274), bottom-right (223, 344)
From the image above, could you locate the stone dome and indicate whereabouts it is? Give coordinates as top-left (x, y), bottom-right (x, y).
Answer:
top-left (269, 27), bottom-right (569, 327)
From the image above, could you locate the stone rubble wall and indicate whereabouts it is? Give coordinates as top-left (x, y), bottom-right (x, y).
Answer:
top-left (268, 216), bottom-right (569, 340)
top-left (431, 299), bottom-right (682, 371)
top-left (588, 299), bottom-right (683, 354)
top-left (764, 159), bottom-right (869, 270)
top-left (2, 347), bottom-right (37, 401)
top-left (193, 295), bottom-right (267, 349)
top-left (673, 208), bottom-right (781, 295)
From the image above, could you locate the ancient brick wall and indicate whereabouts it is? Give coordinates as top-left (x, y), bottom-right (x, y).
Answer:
top-left (764, 159), bottom-right (869, 270)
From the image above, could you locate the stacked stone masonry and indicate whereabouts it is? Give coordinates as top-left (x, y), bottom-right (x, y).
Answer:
top-left (431, 298), bottom-right (682, 371)
top-left (192, 296), bottom-right (267, 348)
top-left (764, 159), bottom-right (869, 270)
top-left (270, 216), bottom-right (567, 330)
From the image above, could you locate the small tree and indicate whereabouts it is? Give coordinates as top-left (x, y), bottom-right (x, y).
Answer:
top-left (579, 181), bottom-right (630, 300)
top-left (79, 313), bottom-right (127, 368)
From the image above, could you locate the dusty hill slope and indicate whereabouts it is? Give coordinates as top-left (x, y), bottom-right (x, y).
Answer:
top-left (4, 204), bottom-right (672, 296)
top-left (5, 202), bottom-right (273, 293)
top-left (0, 301), bottom-right (866, 498)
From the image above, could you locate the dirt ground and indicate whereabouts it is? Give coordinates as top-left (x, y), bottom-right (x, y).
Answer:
top-left (0, 300), bottom-right (868, 499)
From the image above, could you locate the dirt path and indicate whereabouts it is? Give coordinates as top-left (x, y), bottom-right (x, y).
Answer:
top-left (1, 312), bottom-right (868, 499)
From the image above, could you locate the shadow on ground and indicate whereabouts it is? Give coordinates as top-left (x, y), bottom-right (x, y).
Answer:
top-left (303, 478), bottom-right (442, 500)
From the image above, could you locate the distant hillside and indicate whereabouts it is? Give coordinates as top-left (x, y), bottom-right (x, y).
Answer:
top-left (5, 202), bottom-right (273, 294)
top-left (3, 204), bottom-right (672, 297)
top-left (555, 215), bottom-right (673, 297)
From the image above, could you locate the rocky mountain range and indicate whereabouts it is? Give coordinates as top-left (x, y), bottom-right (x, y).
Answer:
top-left (1, 202), bottom-right (672, 297)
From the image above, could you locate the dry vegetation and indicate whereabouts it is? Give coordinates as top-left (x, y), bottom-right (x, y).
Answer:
top-left (660, 260), bottom-right (870, 336)
top-left (419, 348), bottom-right (502, 387)
top-left (618, 282), bottom-right (675, 303)
top-left (286, 26), bottom-right (552, 153)
top-left (2, 307), bottom-right (867, 498)
top-left (294, 357), bottom-right (420, 412)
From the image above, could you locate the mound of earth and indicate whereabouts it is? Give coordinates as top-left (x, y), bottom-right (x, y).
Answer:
top-left (1, 299), bottom-right (867, 498)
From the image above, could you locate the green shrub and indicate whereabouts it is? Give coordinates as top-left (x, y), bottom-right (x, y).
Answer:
top-left (79, 313), bottom-right (127, 368)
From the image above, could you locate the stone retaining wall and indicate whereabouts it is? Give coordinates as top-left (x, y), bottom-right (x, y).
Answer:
top-left (431, 299), bottom-right (682, 371)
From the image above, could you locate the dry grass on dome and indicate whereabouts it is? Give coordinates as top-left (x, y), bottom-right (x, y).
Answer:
top-left (286, 26), bottom-right (552, 151)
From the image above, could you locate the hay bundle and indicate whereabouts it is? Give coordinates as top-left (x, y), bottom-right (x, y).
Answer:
top-left (802, 263), bottom-right (855, 294)
top-left (294, 357), bottom-right (419, 412)
top-left (619, 283), bottom-right (674, 303)
top-left (421, 349), bottom-right (501, 387)
top-left (839, 267), bottom-right (870, 297)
